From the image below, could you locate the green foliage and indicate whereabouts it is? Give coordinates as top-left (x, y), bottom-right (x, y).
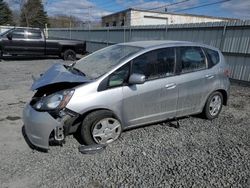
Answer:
top-left (0, 0), bottom-right (13, 25)
top-left (20, 0), bottom-right (49, 28)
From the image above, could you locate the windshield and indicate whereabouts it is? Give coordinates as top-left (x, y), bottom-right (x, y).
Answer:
top-left (0, 28), bottom-right (14, 36)
top-left (74, 44), bottom-right (143, 79)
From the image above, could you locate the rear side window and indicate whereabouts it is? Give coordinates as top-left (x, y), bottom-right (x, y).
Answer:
top-left (180, 47), bottom-right (206, 73)
top-left (204, 48), bottom-right (220, 67)
top-left (27, 29), bottom-right (42, 39)
top-left (11, 28), bottom-right (25, 39)
top-left (132, 47), bottom-right (175, 80)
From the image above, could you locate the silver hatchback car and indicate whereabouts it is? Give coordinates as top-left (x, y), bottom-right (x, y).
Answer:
top-left (23, 41), bottom-right (230, 150)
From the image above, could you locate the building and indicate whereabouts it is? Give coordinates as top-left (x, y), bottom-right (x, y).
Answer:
top-left (102, 8), bottom-right (236, 27)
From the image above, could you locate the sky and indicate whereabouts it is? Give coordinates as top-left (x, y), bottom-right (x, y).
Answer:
top-left (5, 0), bottom-right (250, 21)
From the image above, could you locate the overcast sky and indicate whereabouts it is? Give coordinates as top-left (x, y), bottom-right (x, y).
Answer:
top-left (5, 0), bottom-right (250, 21)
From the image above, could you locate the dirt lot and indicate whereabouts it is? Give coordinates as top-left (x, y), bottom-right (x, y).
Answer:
top-left (0, 58), bottom-right (249, 188)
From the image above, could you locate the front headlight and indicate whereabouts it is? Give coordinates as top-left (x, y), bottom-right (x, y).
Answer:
top-left (34, 89), bottom-right (74, 111)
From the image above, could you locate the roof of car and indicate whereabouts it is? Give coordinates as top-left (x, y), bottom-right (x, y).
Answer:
top-left (120, 40), bottom-right (216, 50)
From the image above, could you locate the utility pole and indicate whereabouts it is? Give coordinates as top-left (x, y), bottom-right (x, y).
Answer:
top-left (69, 11), bottom-right (72, 39)
top-left (87, 6), bottom-right (92, 42)
top-left (88, 6), bottom-right (92, 30)
top-left (123, 16), bottom-right (126, 42)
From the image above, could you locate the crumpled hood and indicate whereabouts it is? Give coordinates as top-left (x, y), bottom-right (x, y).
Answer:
top-left (31, 63), bottom-right (90, 91)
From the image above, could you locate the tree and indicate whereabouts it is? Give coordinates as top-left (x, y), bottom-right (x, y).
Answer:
top-left (49, 15), bottom-right (85, 28)
top-left (20, 0), bottom-right (49, 28)
top-left (0, 0), bottom-right (13, 25)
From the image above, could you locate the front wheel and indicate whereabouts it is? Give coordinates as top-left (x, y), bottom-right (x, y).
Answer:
top-left (63, 49), bottom-right (76, 61)
top-left (80, 110), bottom-right (122, 145)
top-left (203, 91), bottom-right (223, 120)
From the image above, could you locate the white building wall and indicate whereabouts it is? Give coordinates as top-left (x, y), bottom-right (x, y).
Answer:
top-left (130, 10), bottom-right (227, 26)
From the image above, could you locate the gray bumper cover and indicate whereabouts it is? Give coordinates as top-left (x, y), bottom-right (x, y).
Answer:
top-left (22, 104), bottom-right (63, 149)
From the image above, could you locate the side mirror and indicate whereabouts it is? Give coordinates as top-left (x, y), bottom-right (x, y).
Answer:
top-left (129, 73), bottom-right (146, 85)
top-left (7, 33), bottom-right (12, 40)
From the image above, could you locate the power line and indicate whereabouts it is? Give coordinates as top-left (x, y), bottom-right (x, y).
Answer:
top-left (174, 0), bottom-right (231, 12)
top-left (55, 0), bottom-right (232, 26)
top-left (93, 0), bottom-right (151, 14)
top-left (147, 0), bottom-right (193, 11)
top-left (99, 0), bottom-right (196, 20)
top-left (128, 0), bottom-right (231, 21)
top-left (101, 0), bottom-right (232, 27)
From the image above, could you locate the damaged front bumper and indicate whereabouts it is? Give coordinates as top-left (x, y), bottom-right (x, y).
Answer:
top-left (23, 104), bottom-right (78, 150)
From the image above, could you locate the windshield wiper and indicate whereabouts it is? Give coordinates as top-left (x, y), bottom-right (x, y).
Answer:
top-left (65, 65), bottom-right (86, 77)
top-left (70, 61), bottom-right (77, 67)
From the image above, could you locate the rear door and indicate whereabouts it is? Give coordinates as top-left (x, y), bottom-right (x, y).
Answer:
top-left (175, 46), bottom-right (208, 116)
top-left (26, 29), bottom-right (45, 55)
top-left (122, 47), bottom-right (178, 127)
top-left (201, 47), bottom-right (222, 101)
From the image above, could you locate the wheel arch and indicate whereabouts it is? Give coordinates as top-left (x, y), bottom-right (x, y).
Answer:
top-left (82, 108), bottom-right (119, 118)
top-left (204, 89), bottom-right (228, 107)
top-left (62, 45), bottom-right (76, 53)
top-left (78, 108), bottom-right (123, 128)
top-left (77, 108), bottom-right (123, 145)
top-left (215, 89), bottom-right (228, 106)
top-left (201, 89), bottom-right (228, 114)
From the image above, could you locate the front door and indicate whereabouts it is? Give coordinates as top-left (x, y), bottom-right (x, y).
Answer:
top-left (122, 47), bottom-right (178, 127)
top-left (2, 28), bottom-right (28, 54)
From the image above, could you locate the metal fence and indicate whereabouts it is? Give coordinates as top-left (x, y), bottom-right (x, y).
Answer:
top-left (48, 20), bottom-right (250, 82)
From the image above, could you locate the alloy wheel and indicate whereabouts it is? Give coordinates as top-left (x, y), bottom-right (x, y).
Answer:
top-left (209, 95), bottom-right (222, 116)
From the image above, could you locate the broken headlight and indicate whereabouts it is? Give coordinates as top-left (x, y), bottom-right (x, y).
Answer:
top-left (33, 89), bottom-right (74, 111)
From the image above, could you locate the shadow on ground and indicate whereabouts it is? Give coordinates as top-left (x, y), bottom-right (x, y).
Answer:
top-left (0, 55), bottom-right (82, 61)
top-left (1, 55), bottom-right (62, 61)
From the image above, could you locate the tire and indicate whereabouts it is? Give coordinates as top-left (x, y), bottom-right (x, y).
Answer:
top-left (81, 110), bottom-right (122, 145)
top-left (0, 49), bottom-right (2, 60)
top-left (58, 53), bottom-right (62, 58)
top-left (203, 91), bottom-right (223, 120)
top-left (63, 49), bottom-right (76, 61)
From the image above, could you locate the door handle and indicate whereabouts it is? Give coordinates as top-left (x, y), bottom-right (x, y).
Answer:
top-left (165, 83), bottom-right (176, 89)
top-left (205, 74), bottom-right (215, 79)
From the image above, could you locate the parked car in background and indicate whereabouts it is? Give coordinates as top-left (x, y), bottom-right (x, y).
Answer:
top-left (0, 27), bottom-right (86, 60)
top-left (23, 40), bottom-right (230, 150)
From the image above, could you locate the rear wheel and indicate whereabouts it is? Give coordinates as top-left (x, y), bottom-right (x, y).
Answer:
top-left (203, 91), bottom-right (223, 120)
top-left (0, 49), bottom-right (2, 60)
top-left (81, 110), bottom-right (122, 145)
top-left (63, 49), bottom-right (76, 61)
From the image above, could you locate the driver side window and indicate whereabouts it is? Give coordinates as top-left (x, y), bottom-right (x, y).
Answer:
top-left (11, 29), bottom-right (26, 39)
top-left (132, 47), bottom-right (175, 80)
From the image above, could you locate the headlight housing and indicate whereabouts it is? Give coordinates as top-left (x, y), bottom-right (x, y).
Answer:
top-left (33, 89), bottom-right (74, 111)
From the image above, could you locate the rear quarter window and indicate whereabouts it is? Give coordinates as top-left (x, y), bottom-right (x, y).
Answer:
top-left (27, 29), bottom-right (42, 39)
top-left (204, 48), bottom-right (220, 67)
top-left (180, 47), bottom-right (206, 73)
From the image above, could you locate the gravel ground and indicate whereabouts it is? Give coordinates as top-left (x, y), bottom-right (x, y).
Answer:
top-left (0, 58), bottom-right (249, 188)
